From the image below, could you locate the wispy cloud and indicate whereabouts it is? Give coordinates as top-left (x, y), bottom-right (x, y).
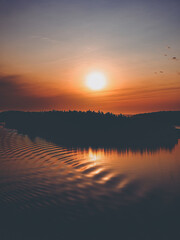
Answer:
top-left (0, 74), bottom-right (179, 113)
top-left (0, 74), bottom-right (89, 111)
top-left (30, 35), bottom-right (62, 44)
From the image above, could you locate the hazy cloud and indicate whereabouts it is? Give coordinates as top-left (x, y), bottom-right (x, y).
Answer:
top-left (0, 74), bottom-right (89, 111)
top-left (30, 35), bottom-right (62, 44)
top-left (0, 74), bottom-right (179, 113)
top-left (102, 85), bottom-right (180, 101)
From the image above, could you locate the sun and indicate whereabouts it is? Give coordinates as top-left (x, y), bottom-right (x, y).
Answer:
top-left (85, 71), bottom-right (107, 91)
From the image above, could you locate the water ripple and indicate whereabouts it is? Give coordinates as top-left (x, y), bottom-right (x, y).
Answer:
top-left (1, 126), bottom-right (177, 217)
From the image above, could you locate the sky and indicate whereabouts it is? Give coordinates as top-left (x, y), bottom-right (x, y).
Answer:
top-left (0, 0), bottom-right (180, 114)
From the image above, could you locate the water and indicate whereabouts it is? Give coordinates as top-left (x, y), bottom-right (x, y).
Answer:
top-left (0, 126), bottom-right (180, 239)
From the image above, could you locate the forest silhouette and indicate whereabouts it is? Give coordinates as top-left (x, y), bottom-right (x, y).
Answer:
top-left (0, 110), bottom-right (180, 151)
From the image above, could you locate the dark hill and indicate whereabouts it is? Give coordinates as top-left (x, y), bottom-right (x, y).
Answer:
top-left (0, 110), bottom-right (179, 147)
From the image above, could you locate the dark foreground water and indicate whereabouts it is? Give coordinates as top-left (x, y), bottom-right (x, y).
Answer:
top-left (0, 126), bottom-right (180, 240)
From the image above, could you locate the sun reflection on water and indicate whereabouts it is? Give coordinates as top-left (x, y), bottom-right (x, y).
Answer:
top-left (75, 141), bottom-right (180, 191)
top-left (0, 126), bottom-right (180, 215)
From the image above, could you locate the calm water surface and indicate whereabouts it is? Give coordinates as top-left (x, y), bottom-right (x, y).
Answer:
top-left (0, 126), bottom-right (180, 239)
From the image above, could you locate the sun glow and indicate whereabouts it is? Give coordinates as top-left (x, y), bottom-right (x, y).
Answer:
top-left (85, 72), bottom-right (107, 90)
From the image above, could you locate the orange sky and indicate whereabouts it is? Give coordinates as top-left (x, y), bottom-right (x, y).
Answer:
top-left (0, 0), bottom-right (180, 114)
top-left (0, 72), bottom-right (179, 114)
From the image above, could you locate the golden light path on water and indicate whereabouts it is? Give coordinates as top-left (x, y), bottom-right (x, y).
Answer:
top-left (76, 146), bottom-right (180, 190)
top-left (0, 126), bottom-right (180, 216)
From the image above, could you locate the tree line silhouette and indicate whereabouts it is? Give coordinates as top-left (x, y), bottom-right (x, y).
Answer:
top-left (0, 110), bottom-right (179, 149)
